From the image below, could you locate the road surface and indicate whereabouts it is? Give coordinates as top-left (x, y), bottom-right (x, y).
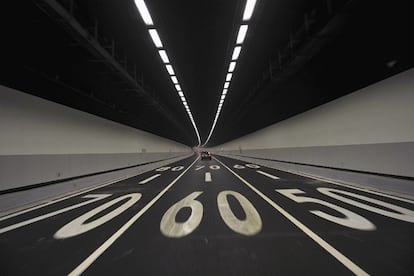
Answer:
top-left (1, 155), bottom-right (414, 275)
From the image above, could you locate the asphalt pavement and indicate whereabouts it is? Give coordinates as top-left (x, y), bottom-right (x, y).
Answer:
top-left (1, 154), bottom-right (413, 275)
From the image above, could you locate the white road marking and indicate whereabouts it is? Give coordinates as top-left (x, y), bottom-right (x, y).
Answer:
top-left (155, 167), bottom-right (171, 172)
top-left (68, 157), bottom-right (199, 276)
top-left (205, 172), bottom-right (212, 182)
top-left (160, 192), bottom-right (204, 238)
top-left (0, 194), bottom-right (112, 234)
top-left (256, 170), bottom-right (280, 180)
top-left (195, 165), bottom-right (205, 171)
top-left (218, 190), bottom-right (262, 236)
top-left (0, 175), bottom-right (131, 222)
top-left (139, 174), bottom-right (161, 184)
top-left (54, 193), bottom-right (142, 239)
top-left (214, 157), bottom-right (369, 276)
top-left (276, 167), bottom-right (414, 204)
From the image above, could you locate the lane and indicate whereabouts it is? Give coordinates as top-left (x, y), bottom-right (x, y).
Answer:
top-left (0, 156), bottom-right (197, 275)
top-left (81, 157), bottom-right (351, 275)
top-left (2, 153), bottom-right (413, 275)
top-left (217, 155), bottom-right (414, 275)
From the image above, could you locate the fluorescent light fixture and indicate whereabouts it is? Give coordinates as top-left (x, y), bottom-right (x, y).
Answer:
top-left (149, 29), bottom-right (163, 48)
top-left (228, 61), bottom-right (236, 72)
top-left (203, 2), bottom-right (258, 147)
top-left (158, 50), bottom-right (169, 63)
top-left (135, 1), bottom-right (201, 147)
top-left (243, 0), bottom-right (257, 21)
top-left (232, 46), bottom-right (242, 60)
top-left (236, 25), bottom-right (248, 44)
top-left (166, 64), bottom-right (175, 75)
top-left (137, 4), bottom-right (200, 146)
top-left (134, 0), bottom-right (153, 25)
top-left (226, 73), bottom-right (232, 82)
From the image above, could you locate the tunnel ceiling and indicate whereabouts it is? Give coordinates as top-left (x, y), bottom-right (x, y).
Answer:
top-left (2, 0), bottom-right (413, 147)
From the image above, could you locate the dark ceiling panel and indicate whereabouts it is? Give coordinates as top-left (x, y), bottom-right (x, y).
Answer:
top-left (145, 0), bottom-right (242, 140)
top-left (1, 0), bottom-right (413, 147)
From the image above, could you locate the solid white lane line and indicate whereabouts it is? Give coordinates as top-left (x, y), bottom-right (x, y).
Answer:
top-left (256, 170), bottom-right (280, 180)
top-left (214, 157), bottom-right (369, 276)
top-left (205, 172), bottom-right (212, 182)
top-left (68, 157), bottom-right (199, 276)
top-left (139, 174), bottom-right (161, 184)
top-left (0, 194), bottom-right (112, 234)
top-left (0, 175), bottom-right (131, 222)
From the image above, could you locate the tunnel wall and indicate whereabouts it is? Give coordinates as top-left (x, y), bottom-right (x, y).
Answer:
top-left (0, 85), bottom-right (192, 191)
top-left (211, 68), bottom-right (414, 178)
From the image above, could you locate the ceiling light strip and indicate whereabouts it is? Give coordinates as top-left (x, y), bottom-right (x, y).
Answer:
top-left (232, 46), bottom-right (242, 60)
top-left (236, 25), bottom-right (248, 44)
top-left (242, 0), bottom-right (257, 21)
top-left (148, 29), bottom-right (163, 48)
top-left (134, 0), bottom-right (201, 146)
top-left (134, 0), bottom-right (154, 25)
top-left (203, 0), bottom-right (257, 146)
top-left (158, 50), bottom-right (170, 63)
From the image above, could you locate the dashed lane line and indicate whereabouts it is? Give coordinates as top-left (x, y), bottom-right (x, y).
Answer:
top-left (139, 174), bottom-right (161, 184)
top-left (256, 170), bottom-right (280, 180)
top-left (205, 172), bottom-right (212, 182)
top-left (214, 156), bottom-right (369, 276)
top-left (220, 155), bottom-right (414, 203)
top-left (68, 157), bottom-right (199, 276)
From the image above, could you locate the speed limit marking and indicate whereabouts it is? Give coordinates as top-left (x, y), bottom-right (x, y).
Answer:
top-left (215, 157), bottom-right (369, 276)
top-left (69, 158), bottom-right (199, 276)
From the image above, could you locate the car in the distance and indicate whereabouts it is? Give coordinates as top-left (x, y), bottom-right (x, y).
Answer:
top-left (200, 151), bottom-right (212, 160)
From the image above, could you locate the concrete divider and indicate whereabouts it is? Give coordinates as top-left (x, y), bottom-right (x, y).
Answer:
top-left (0, 85), bottom-right (192, 192)
top-left (210, 69), bottom-right (414, 179)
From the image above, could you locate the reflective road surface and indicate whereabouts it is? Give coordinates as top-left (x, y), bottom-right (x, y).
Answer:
top-left (1, 155), bottom-right (414, 275)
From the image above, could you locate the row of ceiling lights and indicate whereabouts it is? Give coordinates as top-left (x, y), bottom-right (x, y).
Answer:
top-left (203, 0), bottom-right (257, 146)
top-left (133, 0), bottom-right (202, 146)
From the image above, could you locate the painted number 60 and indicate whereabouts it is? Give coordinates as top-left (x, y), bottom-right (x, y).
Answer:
top-left (160, 191), bottom-right (262, 238)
